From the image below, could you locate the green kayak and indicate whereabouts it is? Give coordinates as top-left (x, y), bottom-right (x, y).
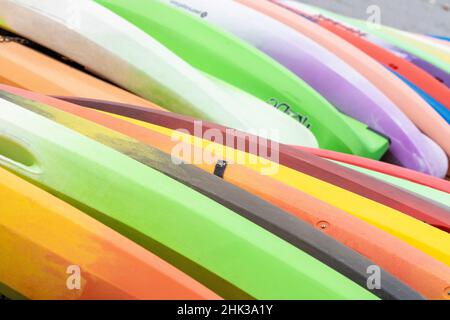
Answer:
top-left (0, 92), bottom-right (377, 300)
top-left (0, 0), bottom-right (318, 147)
top-left (95, 0), bottom-right (389, 159)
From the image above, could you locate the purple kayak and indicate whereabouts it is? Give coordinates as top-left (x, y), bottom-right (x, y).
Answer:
top-left (376, 40), bottom-right (450, 89)
top-left (161, 0), bottom-right (448, 177)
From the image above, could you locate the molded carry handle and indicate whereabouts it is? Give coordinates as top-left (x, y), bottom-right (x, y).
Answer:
top-left (0, 134), bottom-right (41, 174)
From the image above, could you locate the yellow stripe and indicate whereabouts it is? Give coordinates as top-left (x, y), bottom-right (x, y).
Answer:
top-left (103, 111), bottom-right (450, 266)
top-left (383, 28), bottom-right (450, 64)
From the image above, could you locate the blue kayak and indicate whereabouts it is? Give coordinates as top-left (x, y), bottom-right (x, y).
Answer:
top-left (392, 70), bottom-right (450, 124)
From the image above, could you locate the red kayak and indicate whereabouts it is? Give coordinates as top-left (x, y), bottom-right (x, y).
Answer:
top-left (56, 96), bottom-right (450, 233)
top-left (273, 1), bottom-right (450, 112)
top-left (300, 147), bottom-right (450, 194)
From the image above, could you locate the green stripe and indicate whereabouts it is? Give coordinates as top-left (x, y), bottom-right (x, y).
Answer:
top-left (0, 92), bottom-right (377, 300)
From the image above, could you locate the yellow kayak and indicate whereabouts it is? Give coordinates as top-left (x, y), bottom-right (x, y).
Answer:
top-left (0, 166), bottom-right (220, 300)
top-left (103, 111), bottom-right (450, 266)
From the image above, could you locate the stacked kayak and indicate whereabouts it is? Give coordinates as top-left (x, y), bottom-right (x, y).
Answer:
top-left (157, 0), bottom-right (445, 176)
top-left (0, 166), bottom-right (219, 300)
top-left (0, 0), bottom-right (449, 300)
top-left (97, 0), bottom-right (388, 159)
top-left (0, 28), bottom-right (163, 109)
top-left (274, 1), bottom-right (450, 176)
top-left (0, 0), bottom-right (318, 146)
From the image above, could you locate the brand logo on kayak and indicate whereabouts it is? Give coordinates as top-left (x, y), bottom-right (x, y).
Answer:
top-left (170, 121), bottom-right (280, 176)
top-left (268, 98), bottom-right (312, 129)
top-left (169, 0), bottom-right (208, 18)
top-left (66, 265), bottom-right (81, 290)
top-left (366, 265), bottom-right (381, 290)
top-left (291, 10), bottom-right (368, 38)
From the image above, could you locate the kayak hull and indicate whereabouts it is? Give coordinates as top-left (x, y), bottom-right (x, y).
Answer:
top-left (0, 90), bottom-right (377, 300)
top-left (0, 167), bottom-right (220, 300)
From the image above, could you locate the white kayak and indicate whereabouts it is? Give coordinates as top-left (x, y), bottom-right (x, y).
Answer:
top-left (0, 0), bottom-right (318, 146)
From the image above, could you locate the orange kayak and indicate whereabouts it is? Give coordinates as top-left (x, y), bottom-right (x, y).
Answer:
top-left (9, 90), bottom-right (448, 299)
top-left (0, 166), bottom-right (220, 300)
top-left (0, 38), bottom-right (162, 109)
top-left (57, 96), bottom-right (450, 233)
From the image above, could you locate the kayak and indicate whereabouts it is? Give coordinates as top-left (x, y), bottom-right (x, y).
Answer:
top-left (379, 28), bottom-right (450, 71)
top-left (158, 0), bottom-right (390, 132)
top-left (0, 94), bottom-right (378, 300)
top-left (58, 95), bottom-right (450, 194)
top-left (286, 2), bottom-right (450, 89)
top-left (352, 21), bottom-right (450, 74)
top-left (103, 0), bottom-right (388, 158)
top-left (158, 0), bottom-right (447, 175)
top-left (333, 161), bottom-right (450, 209)
top-left (0, 167), bottom-right (220, 300)
top-left (0, 0), bottom-right (317, 146)
top-left (1, 284), bottom-right (26, 300)
top-left (96, 0), bottom-right (388, 159)
top-left (57, 96), bottom-right (450, 234)
top-left (8, 88), bottom-right (431, 299)
top-left (0, 92), bottom-right (374, 300)
top-left (394, 51), bottom-right (450, 89)
top-left (368, 30), bottom-right (450, 88)
top-left (432, 36), bottom-right (450, 43)
top-left (402, 32), bottom-right (450, 58)
top-left (169, 0), bottom-right (447, 172)
top-left (373, 38), bottom-right (450, 89)
top-left (120, 118), bottom-right (450, 229)
top-left (58, 104), bottom-right (448, 288)
top-left (168, 0), bottom-right (450, 169)
top-left (5, 90), bottom-right (423, 300)
top-left (300, 147), bottom-right (450, 194)
top-left (104, 116), bottom-right (450, 265)
top-left (416, 35), bottom-right (450, 49)
top-left (273, 2), bottom-right (450, 114)
top-left (72, 110), bottom-right (450, 299)
top-left (265, 0), bottom-right (450, 175)
top-left (67, 109), bottom-right (450, 300)
top-left (2, 98), bottom-right (448, 301)
top-left (321, 8), bottom-right (450, 74)
top-left (0, 32), bottom-right (162, 109)
top-left (392, 71), bottom-right (450, 124)
top-left (367, 36), bottom-right (450, 89)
